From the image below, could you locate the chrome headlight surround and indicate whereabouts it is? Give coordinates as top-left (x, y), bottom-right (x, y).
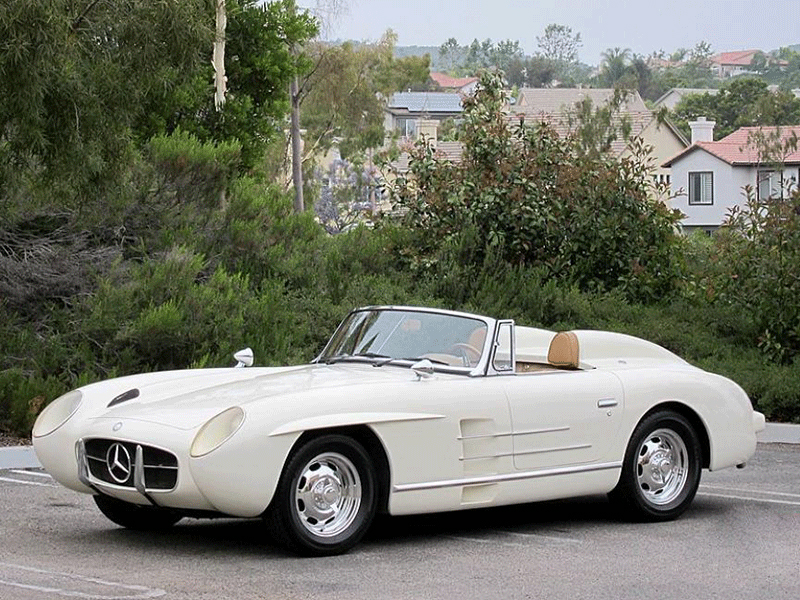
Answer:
top-left (190, 407), bottom-right (245, 457)
top-left (32, 390), bottom-right (83, 438)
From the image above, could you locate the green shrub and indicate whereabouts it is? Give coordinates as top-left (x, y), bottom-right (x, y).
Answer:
top-left (388, 70), bottom-right (684, 302)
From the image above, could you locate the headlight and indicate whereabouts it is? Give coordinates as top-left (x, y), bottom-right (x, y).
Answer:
top-left (190, 407), bottom-right (245, 457)
top-left (32, 390), bottom-right (83, 438)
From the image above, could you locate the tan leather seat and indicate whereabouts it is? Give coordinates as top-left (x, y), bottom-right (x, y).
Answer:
top-left (548, 331), bottom-right (580, 369)
top-left (468, 327), bottom-right (486, 350)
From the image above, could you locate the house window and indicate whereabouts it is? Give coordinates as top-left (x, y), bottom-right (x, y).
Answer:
top-left (688, 171), bottom-right (713, 205)
top-left (395, 118), bottom-right (417, 139)
top-left (757, 169), bottom-right (783, 201)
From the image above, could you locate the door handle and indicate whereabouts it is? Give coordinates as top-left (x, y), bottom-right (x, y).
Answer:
top-left (597, 398), bottom-right (618, 408)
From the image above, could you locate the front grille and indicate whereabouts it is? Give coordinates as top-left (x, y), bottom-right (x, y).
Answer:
top-left (84, 438), bottom-right (178, 491)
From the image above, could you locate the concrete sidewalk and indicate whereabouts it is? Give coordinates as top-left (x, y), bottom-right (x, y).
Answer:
top-left (1, 423), bottom-right (797, 471)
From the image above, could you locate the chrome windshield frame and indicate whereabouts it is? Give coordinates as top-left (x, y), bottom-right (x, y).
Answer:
top-left (314, 306), bottom-right (504, 377)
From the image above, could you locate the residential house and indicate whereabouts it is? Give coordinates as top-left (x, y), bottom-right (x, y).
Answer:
top-left (429, 72), bottom-right (478, 95)
top-left (710, 50), bottom-right (788, 78)
top-left (663, 120), bottom-right (800, 232)
top-left (653, 88), bottom-right (719, 111)
top-left (512, 88), bottom-right (688, 186)
top-left (384, 92), bottom-right (463, 141)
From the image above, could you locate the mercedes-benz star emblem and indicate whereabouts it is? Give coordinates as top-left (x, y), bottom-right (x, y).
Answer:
top-left (106, 443), bottom-right (132, 484)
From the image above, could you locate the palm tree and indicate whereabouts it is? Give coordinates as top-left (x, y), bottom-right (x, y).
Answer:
top-left (600, 47), bottom-right (632, 87)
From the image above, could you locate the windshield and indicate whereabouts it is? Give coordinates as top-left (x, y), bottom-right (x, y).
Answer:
top-left (319, 309), bottom-right (488, 368)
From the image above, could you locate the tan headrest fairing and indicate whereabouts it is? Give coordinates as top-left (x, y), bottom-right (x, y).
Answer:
top-left (548, 331), bottom-right (580, 368)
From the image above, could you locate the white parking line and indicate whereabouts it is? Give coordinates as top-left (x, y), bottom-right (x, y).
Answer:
top-left (700, 484), bottom-right (800, 499)
top-left (498, 530), bottom-right (581, 543)
top-left (698, 492), bottom-right (800, 507)
top-left (0, 562), bottom-right (165, 599)
top-left (441, 534), bottom-right (528, 548)
top-left (0, 476), bottom-right (57, 488)
top-left (10, 469), bottom-right (52, 479)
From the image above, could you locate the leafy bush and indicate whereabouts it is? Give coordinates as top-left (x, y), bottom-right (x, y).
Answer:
top-left (710, 184), bottom-right (800, 364)
top-left (389, 70), bottom-right (683, 302)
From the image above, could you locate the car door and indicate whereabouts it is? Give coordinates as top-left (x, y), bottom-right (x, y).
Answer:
top-left (501, 369), bottom-right (624, 471)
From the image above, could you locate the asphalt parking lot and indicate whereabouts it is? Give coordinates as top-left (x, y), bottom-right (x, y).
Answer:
top-left (0, 443), bottom-right (798, 600)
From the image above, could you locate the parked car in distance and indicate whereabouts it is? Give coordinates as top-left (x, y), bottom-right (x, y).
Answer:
top-left (33, 306), bottom-right (765, 555)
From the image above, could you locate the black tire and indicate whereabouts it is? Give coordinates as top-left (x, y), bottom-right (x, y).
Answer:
top-left (93, 494), bottom-right (182, 530)
top-left (609, 410), bottom-right (702, 521)
top-left (266, 434), bottom-right (377, 556)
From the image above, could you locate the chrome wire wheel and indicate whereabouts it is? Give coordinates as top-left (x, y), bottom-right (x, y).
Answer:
top-left (294, 452), bottom-right (362, 538)
top-left (635, 428), bottom-right (688, 506)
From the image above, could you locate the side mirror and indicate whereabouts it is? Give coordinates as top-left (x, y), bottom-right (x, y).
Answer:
top-left (234, 348), bottom-right (254, 368)
top-left (411, 359), bottom-right (435, 379)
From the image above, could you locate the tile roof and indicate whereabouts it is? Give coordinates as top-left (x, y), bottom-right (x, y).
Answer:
top-left (710, 50), bottom-right (759, 66)
top-left (516, 88), bottom-right (649, 113)
top-left (653, 87), bottom-right (719, 106)
top-left (662, 126), bottom-right (800, 166)
top-left (387, 92), bottom-right (464, 113)
top-left (430, 72), bottom-right (478, 90)
top-left (509, 109), bottom-right (663, 156)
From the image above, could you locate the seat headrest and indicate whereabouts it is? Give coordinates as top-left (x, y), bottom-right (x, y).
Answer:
top-left (548, 331), bottom-right (580, 369)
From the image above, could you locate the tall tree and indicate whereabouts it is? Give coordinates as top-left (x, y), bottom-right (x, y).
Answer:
top-left (599, 47), bottom-right (632, 87)
top-left (213, 0), bottom-right (227, 110)
top-left (0, 0), bottom-right (213, 208)
top-left (536, 23), bottom-right (581, 64)
top-left (300, 32), bottom-right (430, 161)
top-left (671, 77), bottom-right (800, 139)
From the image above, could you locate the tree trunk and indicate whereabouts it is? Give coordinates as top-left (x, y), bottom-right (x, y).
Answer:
top-left (213, 0), bottom-right (227, 111)
top-left (290, 76), bottom-right (304, 213)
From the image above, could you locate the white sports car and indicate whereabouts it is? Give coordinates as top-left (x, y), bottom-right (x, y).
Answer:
top-left (33, 306), bottom-right (765, 555)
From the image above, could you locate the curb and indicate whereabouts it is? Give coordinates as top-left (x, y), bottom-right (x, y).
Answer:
top-left (0, 446), bottom-right (40, 469)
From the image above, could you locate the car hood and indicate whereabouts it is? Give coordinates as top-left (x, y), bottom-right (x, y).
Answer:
top-left (89, 363), bottom-right (439, 430)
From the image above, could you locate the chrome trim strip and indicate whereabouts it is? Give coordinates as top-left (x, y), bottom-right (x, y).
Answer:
top-left (134, 445), bottom-right (159, 507)
top-left (597, 398), bottom-right (618, 408)
top-left (458, 431), bottom-right (513, 440)
top-left (133, 445), bottom-right (146, 495)
top-left (457, 426), bottom-right (570, 441)
top-left (514, 426), bottom-right (570, 436)
top-left (393, 461), bottom-right (622, 492)
top-left (76, 439), bottom-right (93, 489)
top-left (459, 451), bottom-right (514, 461)
top-left (513, 443), bottom-right (592, 456)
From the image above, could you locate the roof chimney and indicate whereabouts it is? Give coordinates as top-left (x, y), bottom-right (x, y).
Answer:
top-left (689, 117), bottom-right (715, 144)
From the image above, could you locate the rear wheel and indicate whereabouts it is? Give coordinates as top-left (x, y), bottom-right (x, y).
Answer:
top-left (610, 411), bottom-right (701, 521)
top-left (266, 435), bottom-right (377, 556)
top-left (93, 494), bottom-right (182, 530)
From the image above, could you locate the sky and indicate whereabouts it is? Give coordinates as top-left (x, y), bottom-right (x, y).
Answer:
top-left (297, 0), bottom-right (799, 66)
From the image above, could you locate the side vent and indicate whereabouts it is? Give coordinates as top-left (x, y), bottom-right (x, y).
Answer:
top-left (459, 418), bottom-right (507, 475)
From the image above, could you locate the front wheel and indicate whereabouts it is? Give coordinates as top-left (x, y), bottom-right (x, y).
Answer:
top-left (93, 494), bottom-right (182, 530)
top-left (610, 411), bottom-right (702, 521)
top-left (266, 435), bottom-right (377, 556)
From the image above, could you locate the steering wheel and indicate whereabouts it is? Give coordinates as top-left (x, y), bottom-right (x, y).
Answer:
top-left (447, 343), bottom-right (481, 367)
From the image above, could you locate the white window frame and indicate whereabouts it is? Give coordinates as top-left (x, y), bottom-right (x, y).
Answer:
top-left (757, 169), bottom-right (784, 201)
top-left (688, 171), bottom-right (714, 205)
